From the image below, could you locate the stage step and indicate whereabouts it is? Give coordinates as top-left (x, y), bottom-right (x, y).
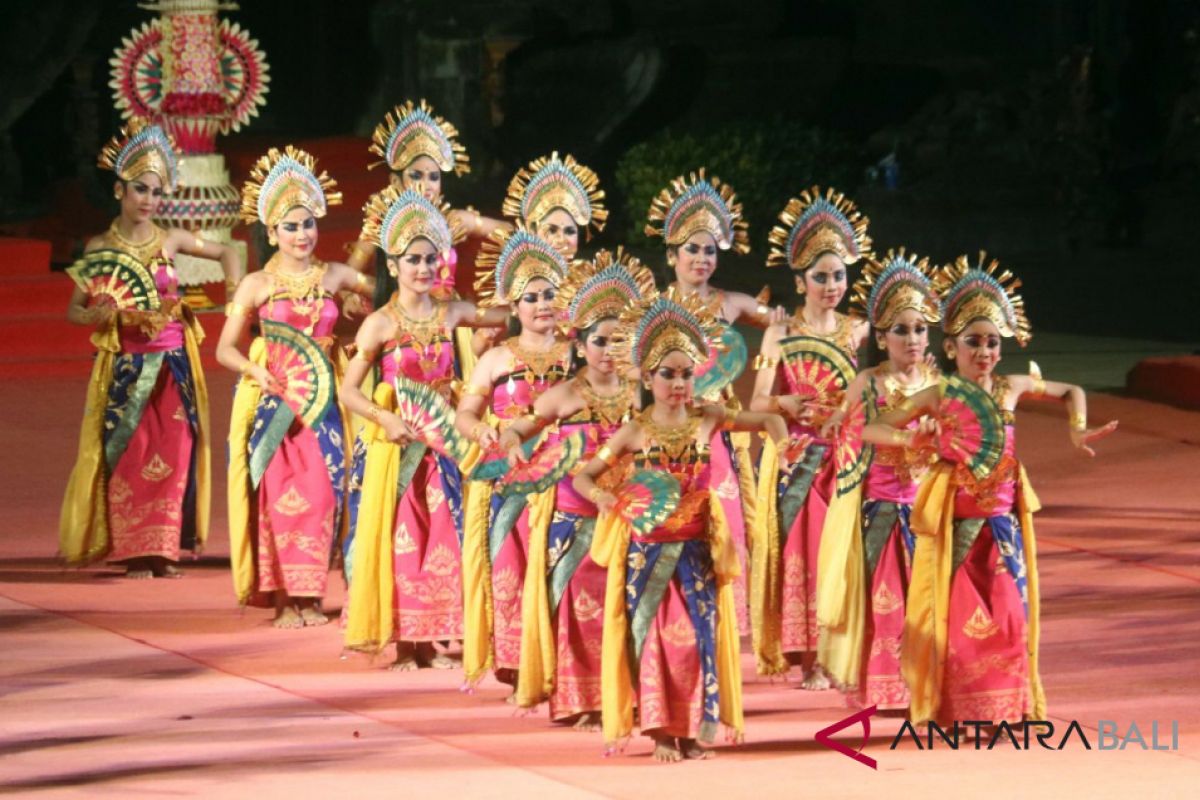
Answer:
top-left (0, 272), bottom-right (76, 315)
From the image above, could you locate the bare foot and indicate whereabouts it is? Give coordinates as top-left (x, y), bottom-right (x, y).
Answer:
top-left (800, 665), bottom-right (832, 691)
top-left (299, 606), bottom-right (329, 627)
top-left (425, 653), bottom-right (457, 670)
top-left (155, 563), bottom-right (184, 579)
top-left (273, 606), bottom-right (303, 629)
top-left (680, 738), bottom-right (715, 760)
top-left (390, 642), bottom-right (418, 672)
top-left (504, 692), bottom-right (518, 705)
top-left (124, 558), bottom-right (153, 579)
top-left (572, 712), bottom-right (602, 732)
top-left (652, 735), bottom-right (682, 763)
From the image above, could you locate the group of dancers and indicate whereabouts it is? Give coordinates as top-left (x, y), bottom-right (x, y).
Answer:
top-left (59, 101), bottom-right (1118, 762)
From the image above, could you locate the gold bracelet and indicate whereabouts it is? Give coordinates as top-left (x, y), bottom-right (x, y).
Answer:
top-left (756, 303), bottom-right (769, 318)
top-left (753, 354), bottom-right (780, 371)
top-left (1069, 412), bottom-right (1087, 431)
top-left (367, 405), bottom-right (383, 423)
top-left (238, 360), bottom-right (253, 375)
top-left (225, 301), bottom-right (249, 317)
top-left (586, 486), bottom-right (605, 504)
top-left (462, 383), bottom-right (490, 397)
top-left (595, 444), bottom-right (617, 467)
top-left (355, 272), bottom-right (368, 288)
top-left (890, 429), bottom-right (910, 446)
top-left (474, 305), bottom-right (488, 322)
top-left (194, 235), bottom-right (206, 252)
top-left (471, 421), bottom-right (493, 442)
top-left (525, 412), bottom-right (551, 431)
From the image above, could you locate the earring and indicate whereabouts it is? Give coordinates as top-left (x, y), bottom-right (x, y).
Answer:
top-left (876, 339), bottom-right (887, 350)
top-left (947, 347), bottom-right (957, 359)
top-left (267, 233), bottom-right (278, 246)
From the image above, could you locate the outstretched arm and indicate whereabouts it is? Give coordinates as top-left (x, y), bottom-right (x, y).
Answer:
top-left (1009, 372), bottom-right (1118, 457)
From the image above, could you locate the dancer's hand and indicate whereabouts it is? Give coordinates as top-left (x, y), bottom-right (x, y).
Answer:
top-left (341, 292), bottom-right (371, 320)
top-left (247, 364), bottom-right (283, 395)
top-left (500, 430), bottom-right (527, 466)
top-left (1070, 419), bottom-right (1118, 457)
top-left (380, 412), bottom-right (412, 445)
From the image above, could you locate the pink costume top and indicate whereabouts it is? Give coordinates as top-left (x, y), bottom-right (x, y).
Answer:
top-left (378, 300), bottom-right (456, 396)
top-left (119, 256), bottom-right (186, 354)
top-left (863, 368), bottom-right (940, 505)
top-left (553, 374), bottom-right (636, 516)
top-left (257, 263), bottom-right (340, 343)
top-left (490, 339), bottom-right (573, 428)
top-left (631, 410), bottom-right (713, 543)
top-left (778, 312), bottom-right (859, 443)
top-left (430, 247), bottom-right (459, 301)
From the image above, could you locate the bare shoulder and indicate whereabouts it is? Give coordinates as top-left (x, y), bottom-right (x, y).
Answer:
top-left (83, 234), bottom-right (107, 254)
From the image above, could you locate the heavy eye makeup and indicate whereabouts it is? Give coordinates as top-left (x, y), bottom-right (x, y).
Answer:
top-left (520, 289), bottom-right (557, 304)
top-left (588, 335), bottom-right (610, 348)
top-left (683, 243), bottom-right (717, 256)
top-left (655, 367), bottom-right (694, 380)
top-left (544, 223), bottom-right (579, 237)
top-left (809, 269), bottom-right (846, 285)
top-left (963, 334), bottom-right (1001, 349)
top-left (279, 218), bottom-right (317, 233)
top-left (890, 323), bottom-right (928, 336)
top-left (403, 253), bottom-right (439, 267)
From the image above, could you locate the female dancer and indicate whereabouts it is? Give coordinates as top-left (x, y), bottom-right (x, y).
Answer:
top-left (574, 291), bottom-right (798, 762)
top-left (814, 250), bottom-right (942, 706)
top-left (455, 228), bottom-right (573, 692)
top-left (470, 151), bottom-right (607, 356)
top-left (220, 146), bottom-right (373, 628)
top-left (645, 169), bottom-right (783, 635)
top-left (749, 187), bottom-right (872, 687)
top-left (497, 249), bottom-right (654, 722)
top-left (61, 117), bottom-right (241, 577)
top-left (862, 253), bottom-right (1117, 725)
top-left (340, 186), bottom-right (507, 667)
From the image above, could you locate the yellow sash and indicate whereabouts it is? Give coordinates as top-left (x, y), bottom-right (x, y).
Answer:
top-left (514, 489), bottom-right (558, 707)
top-left (749, 437), bottom-right (787, 674)
top-left (815, 481), bottom-right (865, 688)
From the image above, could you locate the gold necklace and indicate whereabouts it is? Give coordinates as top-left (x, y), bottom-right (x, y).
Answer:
top-left (508, 338), bottom-right (569, 382)
top-left (106, 220), bottom-right (164, 263)
top-left (576, 369), bottom-right (635, 428)
top-left (388, 294), bottom-right (447, 374)
top-left (878, 361), bottom-right (936, 407)
top-left (265, 254), bottom-right (327, 333)
top-left (638, 406), bottom-right (701, 464)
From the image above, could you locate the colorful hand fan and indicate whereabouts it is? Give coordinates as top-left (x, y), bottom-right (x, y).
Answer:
top-left (468, 436), bottom-right (541, 482)
top-left (495, 430), bottom-right (587, 497)
top-left (66, 249), bottom-right (159, 311)
top-left (834, 394), bottom-right (872, 496)
top-left (776, 335), bottom-right (857, 425)
top-left (260, 319), bottom-right (334, 429)
top-left (613, 469), bottom-right (680, 534)
top-left (694, 324), bottom-right (747, 399)
top-left (936, 375), bottom-right (1007, 480)
top-left (392, 375), bottom-right (469, 461)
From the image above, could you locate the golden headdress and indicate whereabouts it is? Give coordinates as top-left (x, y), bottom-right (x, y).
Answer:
top-left (849, 248), bottom-right (941, 328)
top-left (766, 186), bottom-right (871, 271)
top-left (368, 99), bottom-right (470, 175)
top-left (933, 252), bottom-right (1032, 346)
top-left (612, 289), bottom-right (722, 374)
top-left (97, 116), bottom-right (181, 194)
top-left (502, 151), bottom-right (607, 235)
top-left (473, 225), bottom-right (569, 306)
top-left (240, 145), bottom-right (342, 228)
top-left (555, 247), bottom-right (657, 333)
top-left (360, 185), bottom-right (465, 257)
top-left (644, 169), bottom-right (750, 252)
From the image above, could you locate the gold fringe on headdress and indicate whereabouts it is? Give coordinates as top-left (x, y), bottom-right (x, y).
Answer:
top-left (97, 116), bottom-right (181, 194)
top-left (473, 224), bottom-right (569, 307)
top-left (644, 169), bottom-right (750, 253)
top-left (933, 251), bottom-right (1032, 346)
top-left (502, 151), bottom-right (608, 235)
top-left (611, 289), bottom-right (723, 375)
top-left (239, 145), bottom-right (342, 228)
top-left (359, 184), bottom-right (465, 257)
top-left (368, 99), bottom-right (470, 175)
top-left (848, 247), bottom-right (941, 328)
top-left (555, 247), bottom-right (657, 333)
top-left (766, 187), bottom-right (871, 271)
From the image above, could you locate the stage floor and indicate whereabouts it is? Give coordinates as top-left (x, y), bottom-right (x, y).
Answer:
top-left (2, 368), bottom-right (1198, 798)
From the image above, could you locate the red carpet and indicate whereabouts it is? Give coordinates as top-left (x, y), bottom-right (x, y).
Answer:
top-left (1, 366), bottom-right (1198, 796)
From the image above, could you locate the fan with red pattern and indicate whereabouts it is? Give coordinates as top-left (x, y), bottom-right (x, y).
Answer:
top-left (834, 395), bottom-right (872, 496)
top-left (777, 335), bottom-right (856, 427)
top-left (66, 249), bottom-right (160, 312)
top-left (261, 320), bottom-right (333, 429)
top-left (935, 375), bottom-right (1007, 480)
top-left (391, 375), bottom-right (468, 461)
top-left (495, 430), bottom-right (587, 497)
top-left (613, 469), bottom-right (681, 534)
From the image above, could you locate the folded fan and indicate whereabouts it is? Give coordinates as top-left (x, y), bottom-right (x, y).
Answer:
top-left (495, 430), bottom-right (586, 497)
top-left (613, 469), bottom-right (681, 534)
top-left (261, 319), bottom-right (334, 429)
top-left (392, 375), bottom-right (469, 461)
top-left (66, 248), bottom-right (160, 311)
top-left (936, 375), bottom-right (1007, 480)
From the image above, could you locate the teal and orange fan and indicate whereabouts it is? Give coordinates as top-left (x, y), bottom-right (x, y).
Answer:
top-left (694, 324), bottom-right (747, 399)
top-left (66, 248), bottom-right (160, 311)
top-left (936, 375), bottom-right (1007, 480)
top-left (834, 393), bottom-right (872, 496)
top-left (468, 436), bottom-right (542, 482)
top-left (495, 430), bottom-right (587, 497)
top-left (261, 320), bottom-right (334, 429)
top-left (613, 469), bottom-right (681, 534)
top-left (391, 375), bottom-right (469, 461)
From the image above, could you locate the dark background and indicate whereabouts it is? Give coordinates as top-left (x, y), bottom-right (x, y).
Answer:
top-left (2, 0), bottom-right (1199, 342)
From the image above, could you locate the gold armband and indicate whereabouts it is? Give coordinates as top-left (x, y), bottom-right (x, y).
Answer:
top-left (355, 272), bottom-right (368, 288)
top-left (586, 486), bottom-right (605, 504)
top-left (1069, 412), bottom-right (1087, 431)
top-left (890, 429), bottom-right (911, 446)
top-left (462, 383), bottom-right (490, 397)
top-left (238, 360), bottom-right (253, 375)
top-left (225, 301), bottom-right (250, 317)
top-left (352, 347), bottom-right (378, 364)
top-left (367, 405), bottom-right (383, 423)
top-left (753, 354), bottom-right (780, 371)
top-left (524, 412), bottom-right (552, 431)
top-left (756, 303), bottom-right (769, 318)
top-left (194, 235), bottom-right (206, 252)
top-left (595, 444), bottom-right (617, 467)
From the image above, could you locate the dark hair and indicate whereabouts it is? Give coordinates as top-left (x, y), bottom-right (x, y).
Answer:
top-left (250, 222), bottom-right (277, 269)
top-left (374, 249), bottom-right (396, 309)
top-left (571, 317), bottom-right (616, 372)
